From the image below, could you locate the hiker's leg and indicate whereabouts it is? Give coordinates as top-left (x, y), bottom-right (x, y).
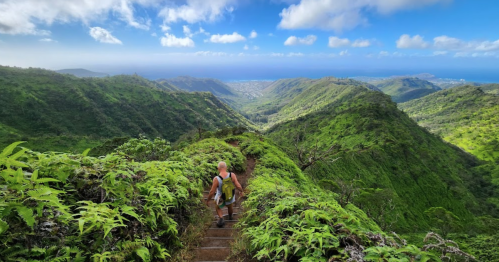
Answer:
top-left (215, 205), bottom-right (223, 219)
top-left (227, 203), bottom-right (233, 219)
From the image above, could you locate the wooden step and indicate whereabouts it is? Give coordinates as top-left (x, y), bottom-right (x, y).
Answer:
top-left (205, 228), bottom-right (235, 237)
top-left (200, 237), bottom-right (233, 247)
top-left (194, 247), bottom-right (230, 261)
top-left (211, 220), bottom-right (237, 228)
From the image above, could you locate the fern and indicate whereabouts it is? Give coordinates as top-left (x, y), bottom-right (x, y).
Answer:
top-left (16, 206), bottom-right (35, 228)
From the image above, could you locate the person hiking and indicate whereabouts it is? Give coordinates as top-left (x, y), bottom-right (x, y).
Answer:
top-left (206, 161), bottom-right (244, 228)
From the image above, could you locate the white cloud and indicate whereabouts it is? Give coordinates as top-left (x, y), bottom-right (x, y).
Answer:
top-left (433, 35), bottom-right (467, 50)
top-left (243, 44), bottom-right (249, 50)
top-left (433, 51), bottom-right (448, 56)
top-left (253, 45), bottom-right (259, 50)
top-left (161, 33), bottom-right (195, 48)
top-left (193, 51), bottom-right (227, 56)
top-left (396, 34), bottom-right (430, 49)
top-left (209, 32), bottom-right (246, 44)
top-left (287, 52), bottom-right (304, 57)
top-left (278, 0), bottom-right (450, 32)
top-left (268, 33), bottom-right (274, 37)
top-left (271, 52), bottom-right (285, 57)
top-left (183, 25), bottom-right (193, 37)
top-left (379, 51), bottom-right (389, 56)
top-left (284, 35), bottom-right (317, 46)
top-left (89, 27), bottom-right (122, 44)
top-left (339, 50), bottom-right (349, 56)
top-left (328, 36), bottom-right (350, 48)
top-left (151, 32), bottom-right (157, 37)
top-left (249, 30), bottom-right (258, 39)
top-left (198, 27), bottom-right (209, 35)
top-left (39, 38), bottom-right (57, 43)
top-left (160, 24), bottom-right (171, 32)
top-left (159, 0), bottom-right (236, 24)
top-left (352, 39), bottom-right (371, 47)
top-left (0, 0), bottom-right (154, 35)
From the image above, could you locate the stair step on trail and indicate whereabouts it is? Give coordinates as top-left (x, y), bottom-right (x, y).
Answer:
top-left (194, 247), bottom-right (230, 261)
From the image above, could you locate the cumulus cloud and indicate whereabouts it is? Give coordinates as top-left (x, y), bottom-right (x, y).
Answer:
top-left (243, 44), bottom-right (249, 50)
top-left (279, 0), bottom-right (450, 32)
top-left (284, 35), bottom-right (317, 46)
top-left (89, 27), bottom-right (122, 44)
top-left (339, 50), bottom-right (349, 56)
top-left (183, 25), bottom-right (193, 37)
top-left (159, 0), bottom-right (236, 24)
top-left (209, 32), bottom-right (246, 43)
top-left (352, 39), bottom-right (371, 47)
top-left (39, 38), bottom-right (57, 43)
top-left (161, 33), bottom-right (195, 47)
top-left (396, 34), bottom-right (430, 49)
top-left (271, 52), bottom-right (285, 57)
top-left (287, 52), bottom-right (304, 57)
top-left (253, 45), bottom-right (260, 50)
top-left (0, 0), bottom-right (154, 35)
top-left (328, 36), bottom-right (350, 48)
top-left (249, 30), bottom-right (258, 39)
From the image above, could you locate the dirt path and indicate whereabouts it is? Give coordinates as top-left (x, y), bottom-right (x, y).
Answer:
top-left (193, 144), bottom-right (255, 262)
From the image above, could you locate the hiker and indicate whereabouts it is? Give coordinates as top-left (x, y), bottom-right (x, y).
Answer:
top-left (206, 161), bottom-right (244, 227)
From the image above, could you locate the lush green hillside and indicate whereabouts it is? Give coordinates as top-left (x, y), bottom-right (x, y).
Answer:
top-left (266, 84), bottom-right (498, 232)
top-left (159, 76), bottom-right (235, 96)
top-left (480, 83), bottom-right (499, 95)
top-left (240, 77), bottom-right (379, 126)
top-left (374, 77), bottom-right (441, 103)
top-left (0, 66), bottom-right (250, 152)
top-left (399, 85), bottom-right (499, 162)
top-left (56, 68), bottom-right (108, 78)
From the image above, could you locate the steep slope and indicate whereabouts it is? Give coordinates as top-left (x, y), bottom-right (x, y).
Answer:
top-left (399, 85), bottom-right (499, 162)
top-left (266, 84), bottom-right (498, 232)
top-left (241, 77), bottom-right (379, 126)
top-left (159, 76), bottom-right (235, 96)
top-left (0, 66), bottom-right (250, 152)
top-left (374, 77), bottom-right (441, 103)
top-left (56, 68), bottom-right (108, 78)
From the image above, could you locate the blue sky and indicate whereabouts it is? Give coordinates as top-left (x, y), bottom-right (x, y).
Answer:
top-left (0, 0), bottom-right (498, 80)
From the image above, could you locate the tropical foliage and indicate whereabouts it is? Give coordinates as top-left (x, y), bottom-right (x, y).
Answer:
top-left (0, 136), bottom-right (244, 261)
top-left (399, 85), bottom-right (499, 162)
top-left (373, 77), bottom-right (441, 103)
top-left (0, 66), bottom-right (251, 153)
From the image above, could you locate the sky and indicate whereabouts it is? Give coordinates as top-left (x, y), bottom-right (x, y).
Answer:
top-left (0, 0), bottom-right (499, 81)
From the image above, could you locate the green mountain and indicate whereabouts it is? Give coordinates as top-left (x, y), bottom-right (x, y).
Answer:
top-left (399, 85), bottom-right (499, 162)
top-left (265, 81), bottom-right (498, 231)
top-left (56, 68), bottom-right (109, 78)
top-left (240, 77), bottom-right (379, 126)
top-left (159, 76), bottom-right (235, 96)
top-left (374, 77), bottom-right (441, 103)
top-left (0, 66), bottom-right (250, 152)
top-left (480, 83), bottom-right (499, 95)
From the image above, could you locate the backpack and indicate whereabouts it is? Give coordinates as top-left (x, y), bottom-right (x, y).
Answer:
top-left (218, 172), bottom-right (236, 203)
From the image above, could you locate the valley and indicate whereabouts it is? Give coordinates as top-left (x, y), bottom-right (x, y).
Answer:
top-left (1, 67), bottom-right (499, 261)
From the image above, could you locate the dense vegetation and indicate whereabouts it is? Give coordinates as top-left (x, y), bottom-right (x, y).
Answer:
top-left (480, 83), bottom-right (499, 95)
top-left (260, 81), bottom-right (498, 233)
top-left (232, 133), bottom-right (476, 262)
top-left (0, 66), bottom-right (251, 152)
top-left (56, 69), bottom-right (109, 78)
top-left (0, 136), bottom-right (246, 261)
top-left (399, 85), bottom-right (499, 162)
top-left (373, 77), bottom-right (441, 103)
top-left (158, 76), bottom-right (235, 96)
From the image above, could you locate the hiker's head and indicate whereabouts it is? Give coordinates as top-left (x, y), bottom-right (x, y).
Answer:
top-left (217, 161), bottom-right (227, 172)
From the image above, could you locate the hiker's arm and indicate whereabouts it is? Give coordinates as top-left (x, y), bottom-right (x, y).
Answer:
top-left (206, 177), bottom-right (218, 206)
top-left (231, 174), bottom-right (244, 194)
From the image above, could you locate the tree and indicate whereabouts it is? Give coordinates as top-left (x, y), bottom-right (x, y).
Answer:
top-left (354, 188), bottom-right (399, 231)
top-left (424, 207), bottom-right (461, 238)
top-left (423, 232), bottom-right (476, 261)
top-left (319, 177), bottom-right (364, 207)
top-left (293, 126), bottom-right (340, 171)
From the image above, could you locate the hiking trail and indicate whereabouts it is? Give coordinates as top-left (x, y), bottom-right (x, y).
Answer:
top-left (193, 141), bottom-right (255, 262)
